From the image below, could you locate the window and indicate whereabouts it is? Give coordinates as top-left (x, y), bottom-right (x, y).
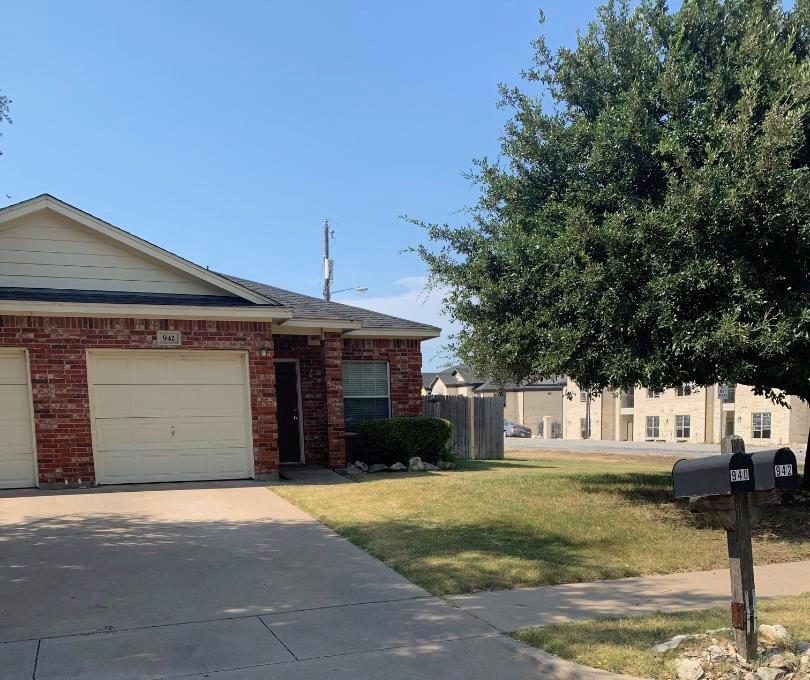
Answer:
top-left (752, 412), bottom-right (772, 439)
top-left (675, 384), bottom-right (693, 397)
top-left (580, 417), bottom-right (591, 439)
top-left (343, 361), bottom-right (390, 432)
top-left (579, 390), bottom-right (588, 402)
top-left (675, 415), bottom-right (691, 439)
top-left (645, 416), bottom-right (660, 439)
top-left (646, 388), bottom-right (662, 399)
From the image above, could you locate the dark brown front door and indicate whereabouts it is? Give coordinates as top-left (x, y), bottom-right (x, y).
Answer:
top-left (275, 361), bottom-right (302, 463)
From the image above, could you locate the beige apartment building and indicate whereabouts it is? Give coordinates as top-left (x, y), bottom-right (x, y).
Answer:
top-left (562, 381), bottom-right (809, 447)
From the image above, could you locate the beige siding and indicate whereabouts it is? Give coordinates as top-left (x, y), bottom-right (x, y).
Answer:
top-left (0, 209), bottom-right (231, 295)
top-left (633, 386), bottom-right (706, 442)
top-left (788, 397), bottom-right (810, 446)
top-left (521, 390), bottom-right (563, 434)
top-left (733, 386), bottom-right (795, 446)
top-left (563, 381), bottom-right (603, 439)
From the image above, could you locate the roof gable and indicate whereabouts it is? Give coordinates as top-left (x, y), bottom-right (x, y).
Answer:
top-left (0, 195), bottom-right (274, 304)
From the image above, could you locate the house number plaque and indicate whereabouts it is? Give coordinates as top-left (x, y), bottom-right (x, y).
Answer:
top-left (156, 330), bottom-right (182, 346)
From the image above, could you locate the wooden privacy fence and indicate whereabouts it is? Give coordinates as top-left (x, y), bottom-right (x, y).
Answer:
top-left (422, 394), bottom-right (505, 460)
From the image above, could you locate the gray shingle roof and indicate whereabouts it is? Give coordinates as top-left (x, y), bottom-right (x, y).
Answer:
top-left (221, 274), bottom-right (441, 334)
top-left (0, 287), bottom-right (264, 307)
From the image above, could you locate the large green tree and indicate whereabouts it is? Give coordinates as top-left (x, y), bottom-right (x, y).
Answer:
top-left (418, 0), bottom-right (810, 486)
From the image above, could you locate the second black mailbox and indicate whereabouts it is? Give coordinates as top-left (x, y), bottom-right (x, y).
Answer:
top-left (672, 452), bottom-right (756, 498)
top-left (750, 447), bottom-right (800, 491)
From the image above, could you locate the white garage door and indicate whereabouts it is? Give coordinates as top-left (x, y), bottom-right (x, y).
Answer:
top-left (88, 351), bottom-right (253, 484)
top-left (0, 350), bottom-right (37, 489)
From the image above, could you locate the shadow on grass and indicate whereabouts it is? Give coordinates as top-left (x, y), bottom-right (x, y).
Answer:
top-left (334, 517), bottom-right (650, 594)
top-left (575, 471), bottom-right (810, 542)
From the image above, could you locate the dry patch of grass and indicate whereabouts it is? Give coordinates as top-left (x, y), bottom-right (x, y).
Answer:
top-left (272, 454), bottom-right (810, 595)
top-left (514, 593), bottom-right (810, 680)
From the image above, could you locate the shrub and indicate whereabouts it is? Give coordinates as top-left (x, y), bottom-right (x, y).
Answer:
top-left (354, 416), bottom-right (453, 466)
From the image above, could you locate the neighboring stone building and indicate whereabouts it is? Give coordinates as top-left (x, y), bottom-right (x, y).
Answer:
top-left (565, 382), bottom-right (808, 447)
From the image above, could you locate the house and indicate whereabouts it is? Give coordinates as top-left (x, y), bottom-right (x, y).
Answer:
top-left (562, 381), bottom-right (809, 446)
top-left (0, 195), bottom-right (440, 489)
top-left (424, 365), bottom-right (565, 437)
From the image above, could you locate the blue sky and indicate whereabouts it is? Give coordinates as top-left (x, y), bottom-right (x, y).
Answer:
top-left (0, 1), bottom-right (601, 370)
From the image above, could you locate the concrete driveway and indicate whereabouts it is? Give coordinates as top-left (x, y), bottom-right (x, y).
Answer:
top-left (0, 481), bottom-right (545, 680)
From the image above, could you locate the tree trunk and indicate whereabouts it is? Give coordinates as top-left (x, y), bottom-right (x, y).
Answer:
top-left (803, 423), bottom-right (809, 493)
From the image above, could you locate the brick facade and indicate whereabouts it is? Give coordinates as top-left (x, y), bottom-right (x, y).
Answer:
top-left (343, 337), bottom-right (423, 418)
top-left (274, 334), bottom-right (424, 469)
top-left (0, 315), bottom-right (278, 485)
top-left (0, 315), bottom-right (426, 485)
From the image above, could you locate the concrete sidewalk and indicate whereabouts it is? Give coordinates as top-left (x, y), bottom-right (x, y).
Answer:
top-left (446, 560), bottom-right (810, 631)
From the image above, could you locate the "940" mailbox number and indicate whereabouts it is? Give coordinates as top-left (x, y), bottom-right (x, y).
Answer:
top-left (730, 468), bottom-right (750, 483)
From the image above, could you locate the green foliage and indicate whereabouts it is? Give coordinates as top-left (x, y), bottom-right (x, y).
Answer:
top-left (354, 416), bottom-right (453, 466)
top-left (416, 0), bottom-right (810, 406)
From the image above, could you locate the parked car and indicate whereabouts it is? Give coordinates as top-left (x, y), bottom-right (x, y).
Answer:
top-left (504, 420), bottom-right (532, 438)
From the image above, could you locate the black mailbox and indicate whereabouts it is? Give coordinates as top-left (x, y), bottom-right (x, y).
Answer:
top-left (750, 447), bottom-right (800, 491)
top-left (672, 452), bottom-right (756, 498)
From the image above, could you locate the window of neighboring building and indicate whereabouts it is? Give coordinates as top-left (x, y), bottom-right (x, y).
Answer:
top-left (675, 415), bottom-right (691, 439)
top-left (675, 384), bottom-right (693, 397)
top-left (646, 388), bottom-right (662, 399)
top-left (752, 412), bottom-right (772, 439)
top-left (343, 360), bottom-right (390, 432)
top-left (580, 417), bottom-right (591, 438)
top-left (579, 390), bottom-right (588, 402)
top-left (646, 416), bottom-right (660, 439)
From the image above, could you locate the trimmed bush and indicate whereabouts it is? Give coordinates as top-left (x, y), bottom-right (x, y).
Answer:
top-left (354, 416), bottom-right (453, 466)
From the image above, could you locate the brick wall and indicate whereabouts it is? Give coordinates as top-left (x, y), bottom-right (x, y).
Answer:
top-left (343, 337), bottom-right (423, 418)
top-left (0, 315), bottom-right (278, 485)
top-left (273, 334), bottom-right (328, 466)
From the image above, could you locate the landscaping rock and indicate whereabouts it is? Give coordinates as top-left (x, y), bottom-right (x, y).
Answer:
top-left (761, 626), bottom-right (791, 644)
top-left (707, 644), bottom-right (728, 661)
top-left (408, 456), bottom-right (426, 472)
top-left (353, 460), bottom-right (369, 473)
top-left (676, 657), bottom-right (705, 680)
top-left (368, 463), bottom-right (388, 473)
top-left (755, 667), bottom-right (784, 680)
top-left (422, 462), bottom-right (439, 471)
top-left (652, 634), bottom-right (703, 655)
top-left (389, 462), bottom-right (407, 472)
top-left (344, 464), bottom-right (365, 475)
top-left (797, 641), bottom-right (810, 655)
top-left (437, 460), bottom-right (456, 470)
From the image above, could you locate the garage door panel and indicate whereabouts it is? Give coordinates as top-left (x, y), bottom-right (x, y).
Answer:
top-left (91, 384), bottom-right (246, 419)
top-left (97, 448), bottom-right (250, 484)
top-left (0, 355), bottom-right (27, 384)
top-left (0, 351), bottom-right (36, 489)
top-left (0, 385), bottom-right (34, 419)
top-left (91, 353), bottom-right (245, 386)
top-left (88, 351), bottom-right (253, 484)
top-left (0, 454), bottom-right (36, 488)
top-left (94, 417), bottom-right (248, 451)
top-left (0, 418), bottom-right (35, 454)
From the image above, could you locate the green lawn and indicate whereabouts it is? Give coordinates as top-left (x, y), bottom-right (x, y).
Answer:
top-left (272, 452), bottom-right (810, 595)
top-left (514, 593), bottom-right (810, 680)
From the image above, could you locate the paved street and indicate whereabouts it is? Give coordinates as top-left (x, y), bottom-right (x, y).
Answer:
top-left (0, 482), bottom-right (550, 680)
top-left (505, 436), bottom-right (807, 458)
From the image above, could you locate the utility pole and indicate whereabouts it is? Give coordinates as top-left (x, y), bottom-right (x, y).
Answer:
top-left (322, 220), bottom-right (333, 301)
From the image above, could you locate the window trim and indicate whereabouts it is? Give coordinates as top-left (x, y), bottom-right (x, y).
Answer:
top-left (675, 414), bottom-right (691, 439)
top-left (645, 415), bottom-right (660, 439)
top-left (751, 412), bottom-right (772, 439)
top-left (675, 384), bottom-right (693, 397)
top-left (342, 360), bottom-right (391, 432)
top-left (646, 388), bottom-right (661, 399)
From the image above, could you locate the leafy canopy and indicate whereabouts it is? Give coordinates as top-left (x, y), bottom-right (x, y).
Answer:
top-left (417, 0), bottom-right (810, 404)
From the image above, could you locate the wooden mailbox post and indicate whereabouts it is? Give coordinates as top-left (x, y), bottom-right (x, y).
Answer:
top-left (672, 436), bottom-right (800, 661)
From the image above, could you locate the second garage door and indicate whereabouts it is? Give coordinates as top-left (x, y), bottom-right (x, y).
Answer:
top-left (88, 351), bottom-right (253, 484)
